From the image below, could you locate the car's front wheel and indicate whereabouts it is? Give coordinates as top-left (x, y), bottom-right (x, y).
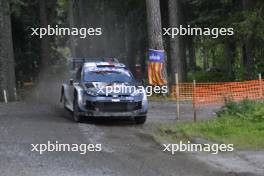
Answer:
top-left (73, 97), bottom-right (83, 122)
top-left (135, 116), bottom-right (146, 124)
top-left (62, 94), bottom-right (67, 109)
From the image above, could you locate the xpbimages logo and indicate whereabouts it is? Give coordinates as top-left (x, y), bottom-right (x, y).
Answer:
top-left (163, 141), bottom-right (234, 155)
top-left (163, 25), bottom-right (234, 39)
top-left (95, 83), bottom-right (168, 96)
top-left (30, 25), bottom-right (102, 38)
top-left (30, 141), bottom-right (102, 155)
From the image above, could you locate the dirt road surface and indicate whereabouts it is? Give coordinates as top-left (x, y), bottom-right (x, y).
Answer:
top-left (0, 100), bottom-right (260, 176)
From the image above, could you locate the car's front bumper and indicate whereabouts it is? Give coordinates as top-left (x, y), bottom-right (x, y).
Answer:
top-left (76, 92), bottom-right (148, 118)
top-left (77, 109), bottom-right (147, 117)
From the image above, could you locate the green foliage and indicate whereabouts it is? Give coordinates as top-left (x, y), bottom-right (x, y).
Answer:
top-left (8, 0), bottom-right (264, 83)
top-left (217, 100), bottom-right (264, 123)
top-left (187, 71), bottom-right (230, 82)
top-left (156, 100), bottom-right (264, 149)
top-left (10, 0), bottom-right (26, 17)
top-left (185, 0), bottom-right (264, 80)
top-left (11, 0), bottom-right (41, 83)
top-left (157, 118), bottom-right (264, 149)
top-left (57, 0), bottom-right (68, 19)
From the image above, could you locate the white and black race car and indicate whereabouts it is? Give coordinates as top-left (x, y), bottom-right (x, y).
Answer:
top-left (60, 58), bottom-right (148, 124)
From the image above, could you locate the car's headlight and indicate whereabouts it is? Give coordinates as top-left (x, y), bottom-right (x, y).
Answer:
top-left (131, 90), bottom-right (142, 97)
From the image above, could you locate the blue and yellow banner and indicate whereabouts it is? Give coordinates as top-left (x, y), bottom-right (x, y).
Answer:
top-left (148, 49), bottom-right (167, 86)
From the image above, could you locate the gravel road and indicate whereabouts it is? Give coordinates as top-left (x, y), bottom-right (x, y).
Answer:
top-left (0, 100), bottom-right (260, 176)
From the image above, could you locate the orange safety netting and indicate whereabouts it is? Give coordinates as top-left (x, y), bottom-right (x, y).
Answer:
top-left (171, 79), bottom-right (264, 106)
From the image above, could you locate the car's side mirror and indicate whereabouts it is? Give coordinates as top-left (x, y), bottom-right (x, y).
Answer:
top-left (69, 79), bottom-right (74, 85)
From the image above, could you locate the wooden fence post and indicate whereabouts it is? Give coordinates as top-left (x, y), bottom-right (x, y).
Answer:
top-left (259, 73), bottom-right (263, 99)
top-left (193, 80), bottom-right (197, 122)
top-left (14, 88), bottom-right (18, 101)
top-left (175, 73), bottom-right (180, 120)
top-left (3, 90), bottom-right (8, 103)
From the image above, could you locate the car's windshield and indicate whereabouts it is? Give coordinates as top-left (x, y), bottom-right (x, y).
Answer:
top-left (83, 68), bottom-right (133, 83)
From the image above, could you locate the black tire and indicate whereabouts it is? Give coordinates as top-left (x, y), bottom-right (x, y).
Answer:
top-left (62, 94), bottom-right (67, 109)
top-left (135, 116), bottom-right (147, 124)
top-left (73, 97), bottom-right (82, 122)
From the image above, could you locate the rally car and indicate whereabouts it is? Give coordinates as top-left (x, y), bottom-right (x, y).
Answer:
top-left (60, 58), bottom-right (148, 124)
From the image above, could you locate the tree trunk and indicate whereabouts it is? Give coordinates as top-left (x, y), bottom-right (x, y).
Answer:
top-left (201, 46), bottom-right (209, 71)
top-left (125, 24), bottom-right (136, 74)
top-left (225, 42), bottom-right (236, 78)
top-left (211, 50), bottom-right (216, 68)
top-left (75, 0), bottom-right (86, 57)
top-left (242, 0), bottom-right (255, 79)
top-left (125, 11), bottom-right (140, 75)
top-left (68, 0), bottom-right (76, 57)
top-left (145, 0), bottom-right (168, 83)
top-left (39, 0), bottom-right (50, 74)
top-left (242, 40), bottom-right (254, 79)
top-left (146, 0), bottom-right (164, 49)
top-left (140, 40), bottom-right (147, 79)
top-left (168, 0), bottom-right (186, 82)
top-left (187, 36), bottom-right (196, 71)
top-left (0, 0), bottom-right (16, 101)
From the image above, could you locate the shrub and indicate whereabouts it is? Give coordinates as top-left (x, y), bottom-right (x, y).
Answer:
top-left (217, 99), bottom-right (264, 122)
top-left (187, 71), bottom-right (231, 82)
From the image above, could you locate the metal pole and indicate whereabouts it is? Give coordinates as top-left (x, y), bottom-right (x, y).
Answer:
top-left (175, 73), bottom-right (180, 120)
top-left (192, 80), bottom-right (197, 122)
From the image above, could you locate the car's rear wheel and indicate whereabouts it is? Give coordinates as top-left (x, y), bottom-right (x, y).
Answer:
top-left (135, 116), bottom-right (146, 124)
top-left (73, 97), bottom-right (83, 122)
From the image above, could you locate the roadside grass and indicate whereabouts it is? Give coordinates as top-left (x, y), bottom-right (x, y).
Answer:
top-left (155, 100), bottom-right (264, 150)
